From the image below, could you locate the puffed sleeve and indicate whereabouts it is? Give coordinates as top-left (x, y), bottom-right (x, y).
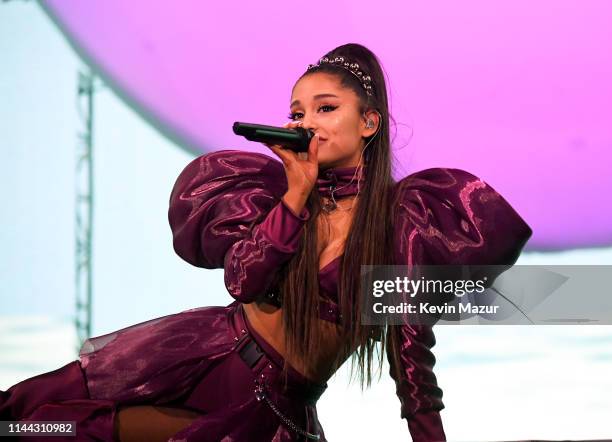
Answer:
top-left (393, 167), bottom-right (532, 272)
top-left (168, 149), bottom-right (310, 303)
top-left (388, 167), bottom-right (533, 440)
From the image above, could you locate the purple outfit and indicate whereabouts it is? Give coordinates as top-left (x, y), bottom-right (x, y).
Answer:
top-left (0, 149), bottom-right (532, 441)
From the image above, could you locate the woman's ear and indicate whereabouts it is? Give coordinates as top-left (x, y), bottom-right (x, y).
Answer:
top-left (361, 109), bottom-right (381, 138)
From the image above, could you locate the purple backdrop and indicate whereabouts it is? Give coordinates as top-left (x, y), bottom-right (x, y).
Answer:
top-left (41, 0), bottom-right (612, 251)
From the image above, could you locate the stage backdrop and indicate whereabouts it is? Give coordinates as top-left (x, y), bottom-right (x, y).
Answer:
top-left (40, 0), bottom-right (612, 251)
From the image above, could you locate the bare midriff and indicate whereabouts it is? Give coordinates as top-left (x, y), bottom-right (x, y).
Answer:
top-left (243, 197), bottom-right (357, 384)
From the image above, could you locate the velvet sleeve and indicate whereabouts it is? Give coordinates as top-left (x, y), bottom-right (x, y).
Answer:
top-left (388, 167), bottom-right (533, 440)
top-left (168, 149), bottom-right (310, 303)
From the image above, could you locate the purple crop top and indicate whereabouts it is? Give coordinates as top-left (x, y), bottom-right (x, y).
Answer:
top-left (168, 149), bottom-right (533, 440)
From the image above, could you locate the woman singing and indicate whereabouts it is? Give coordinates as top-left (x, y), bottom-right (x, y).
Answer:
top-left (0, 43), bottom-right (532, 441)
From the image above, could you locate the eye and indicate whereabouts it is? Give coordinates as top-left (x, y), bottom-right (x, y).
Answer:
top-left (287, 105), bottom-right (337, 121)
top-left (319, 104), bottom-right (337, 113)
top-left (287, 111), bottom-right (303, 121)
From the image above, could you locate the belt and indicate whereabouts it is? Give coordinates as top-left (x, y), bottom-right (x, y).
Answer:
top-left (230, 306), bottom-right (326, 405)
top-left (230, 303), bottom-right (323, 441)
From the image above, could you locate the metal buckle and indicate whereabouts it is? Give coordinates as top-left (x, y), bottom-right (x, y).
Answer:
top-left (238, 338), bottom-right (264, 369)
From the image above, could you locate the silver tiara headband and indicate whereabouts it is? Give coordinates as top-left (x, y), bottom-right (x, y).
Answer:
top-left (306, 56), bottom-right (373, 96)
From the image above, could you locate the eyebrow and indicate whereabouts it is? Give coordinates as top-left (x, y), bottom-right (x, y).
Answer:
top-left (290, 94), bottom-right (339, 108)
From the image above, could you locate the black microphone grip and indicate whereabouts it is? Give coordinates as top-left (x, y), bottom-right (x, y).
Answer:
top-left (233, 121), bottom-right (314, 153)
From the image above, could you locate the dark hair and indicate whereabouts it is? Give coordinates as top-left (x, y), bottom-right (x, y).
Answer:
top-left (277, 43), bottom-right (403, 390)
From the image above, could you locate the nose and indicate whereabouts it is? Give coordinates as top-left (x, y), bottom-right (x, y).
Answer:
top-left (299, 118), bottom-right (317, 136)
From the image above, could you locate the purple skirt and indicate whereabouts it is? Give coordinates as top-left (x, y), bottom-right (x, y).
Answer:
top-left (0, 301), bottom-right (328, 441)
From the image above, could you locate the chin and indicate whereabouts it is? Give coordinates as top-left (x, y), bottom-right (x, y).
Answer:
top-left (315, 152), bottom-right (331, 167)
top-left (317, 157), bottom-right (337, 170)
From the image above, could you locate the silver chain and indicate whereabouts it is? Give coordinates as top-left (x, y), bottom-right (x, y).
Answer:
top-left (322, 186), bottom-right (358, 212)
top-left (254, 381), bottom-right (320, 440)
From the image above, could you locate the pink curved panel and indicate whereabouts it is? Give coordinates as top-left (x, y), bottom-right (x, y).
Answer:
top-left (41, 0), bottom-right (612, 250)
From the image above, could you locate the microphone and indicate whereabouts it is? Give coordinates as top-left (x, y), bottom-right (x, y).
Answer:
top-left (233, 121), bottom-right (314, 153)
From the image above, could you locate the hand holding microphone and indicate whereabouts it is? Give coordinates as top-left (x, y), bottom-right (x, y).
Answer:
top-left (269, 121), bottom-right (320, 215)
top-left (232, 120), bottom-right (320, 214)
